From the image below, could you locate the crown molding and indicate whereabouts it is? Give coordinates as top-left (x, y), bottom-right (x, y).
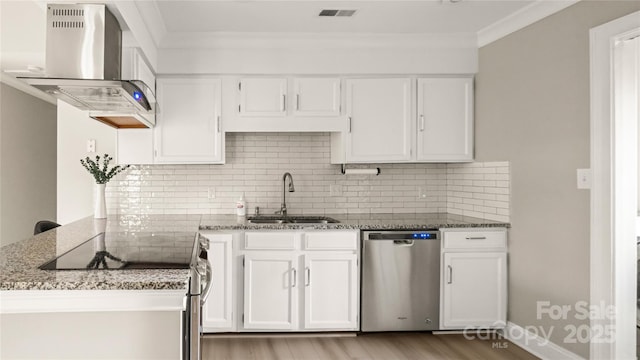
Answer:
top-left (160, 32), bottom-right (478, 50)
top-left (477, 0), bottom-right (580, 47)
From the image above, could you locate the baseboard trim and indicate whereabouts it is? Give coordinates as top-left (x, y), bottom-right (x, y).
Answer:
top-left (501, 322), bottom-right (584, 360)
top-left (203, 332), bottom-right (358, 339)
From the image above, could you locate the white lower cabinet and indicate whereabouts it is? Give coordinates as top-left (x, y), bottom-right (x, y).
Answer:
top-left (241, 230), bottom-right (359, 332)
top-left (304, 253), bottom-right (358, 330)
top-left (439, 229), bottom-right (507, 330)
top-left (243, 252), bottom-right (298, 330)
top-left (200, 232), bottom-right (234, 332)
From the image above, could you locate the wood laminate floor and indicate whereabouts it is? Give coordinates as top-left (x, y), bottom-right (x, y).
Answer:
top-left (202, 333), bottom-right (539, 360)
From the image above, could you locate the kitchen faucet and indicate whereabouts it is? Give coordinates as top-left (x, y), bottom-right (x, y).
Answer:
top-left (277, 172), bottom-right (295, 216)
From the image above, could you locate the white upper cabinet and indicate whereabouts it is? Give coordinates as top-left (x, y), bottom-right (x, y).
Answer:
top-left (121, 48), bottom-right (155, 91)
top-left (238, 78), bottom-right (287, 117)
top-left (116, 48), bottom-right (155, 165)
top-left (227, 77), bottom-right (343, 132)
top-left (344, 78), bottom-right (412, 163)
top-left (154, 78), bottom-right (224, 164)
top-left (417, 77), bottom-right (474, 162)
top-left (117, 129), bottom-right (154, 165)
top-left (293, 78), bottom-right (341, 117)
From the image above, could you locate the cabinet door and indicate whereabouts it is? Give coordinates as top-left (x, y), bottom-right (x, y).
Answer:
top-left (239, 78), bottom-right (287, 117)
top-left (117, 48), bottom-right (155, 165)
top-left (117, 129), bottom-right (153, 165)
top-left (417, 77), bottom-right (473, 162)
top-left (293, 78), bottom-right (340, 117)
top-left (154, 78), bottom-right (224, 164)
top-left (345, 78), bottom-right (412, 163)
top-left (201, 233), bottom-right (233, 332)
top-left (441, 252), bottom-right (507, 329)
top-left (243, 252), bottom-right (298, 330)
top-left (304, 253), bottom-right (358, 330)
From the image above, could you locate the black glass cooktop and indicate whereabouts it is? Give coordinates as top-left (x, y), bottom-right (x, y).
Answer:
top-left (40, 232), bottom-right (196, 270)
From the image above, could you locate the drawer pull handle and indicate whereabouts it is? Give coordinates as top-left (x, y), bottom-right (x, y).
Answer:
top-left (305, 267), bottom-right (310, 286)
top-left (465, 236), bottom-right (487, 240)
top-left (447, 265), bottom-right (453, 284)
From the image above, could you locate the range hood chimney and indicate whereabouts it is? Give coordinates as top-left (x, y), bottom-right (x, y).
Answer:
top-left (18, 4), bottom-right (156, 128)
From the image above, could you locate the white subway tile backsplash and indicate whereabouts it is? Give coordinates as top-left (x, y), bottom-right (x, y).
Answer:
top-left (106, 133), bottom-right (510, 221)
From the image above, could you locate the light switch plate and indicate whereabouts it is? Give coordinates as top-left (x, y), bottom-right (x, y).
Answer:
top-left (577, 169), bottom-right (591, 189)
top-left (207, 187), bottom-right (216, 199)
top-left (330, 184), bottom-right (343, 196)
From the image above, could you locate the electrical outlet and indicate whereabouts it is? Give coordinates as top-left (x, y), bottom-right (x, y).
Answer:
top-left (330, 184), bottom-right (343, 196)
top-left (417, 186), bottom-right (428, 199)
top-left (87, 139), bottom-right (96, 153)
top-left (207, 187), bottom-right (216, 199)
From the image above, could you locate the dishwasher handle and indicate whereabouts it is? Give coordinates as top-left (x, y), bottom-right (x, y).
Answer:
top-left (393, 239), bottom-right (415, 246)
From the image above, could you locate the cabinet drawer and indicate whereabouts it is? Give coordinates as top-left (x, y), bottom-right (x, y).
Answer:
top-left (442, 230), bottom-right (506, 250)
top-left (244, 232), bottom-right (298, 250)
top-left (304, 231), bottom-right (358, 250)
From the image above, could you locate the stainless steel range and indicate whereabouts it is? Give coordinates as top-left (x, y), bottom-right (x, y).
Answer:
top-left (185, 233), bottom-right (212, 360)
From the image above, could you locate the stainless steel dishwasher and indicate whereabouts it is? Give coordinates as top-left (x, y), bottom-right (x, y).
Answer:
top-left (361, 230), bottom-right (440, 331)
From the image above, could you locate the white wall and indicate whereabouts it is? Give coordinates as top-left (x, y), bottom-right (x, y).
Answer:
top-left (0, 83), bottom-right (56, 247)
top-left (57, 101), bottom-right (116, 224)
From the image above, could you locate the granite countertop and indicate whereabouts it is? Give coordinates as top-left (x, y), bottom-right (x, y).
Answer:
top-left (0, 215), bottom-right (201, 291)
top-left (0, 212), bottom-right (508, 292)
top-left (199, 212), bottom-right (510, 230)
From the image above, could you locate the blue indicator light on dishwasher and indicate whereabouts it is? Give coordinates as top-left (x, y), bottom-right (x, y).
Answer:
top-left (133, 91), bottom-right (142, 101)
top-left (412, 233), bottom-right (433, 239)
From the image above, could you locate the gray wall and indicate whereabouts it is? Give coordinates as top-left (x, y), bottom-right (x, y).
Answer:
top-left (476, 1), bottom-right (640, 357)
top-left (0, 83), bottom-right (57, 247)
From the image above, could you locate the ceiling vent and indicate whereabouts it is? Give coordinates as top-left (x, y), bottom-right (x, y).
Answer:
top-left (319, 9), bottom-right (357, 17)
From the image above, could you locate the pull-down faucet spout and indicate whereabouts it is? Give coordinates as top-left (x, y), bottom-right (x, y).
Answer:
top-left (279, 172), bottom-right (295, 216)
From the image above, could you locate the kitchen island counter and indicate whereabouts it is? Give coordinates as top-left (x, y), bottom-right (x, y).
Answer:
top-left (0, 215), bottom-right (200, 292)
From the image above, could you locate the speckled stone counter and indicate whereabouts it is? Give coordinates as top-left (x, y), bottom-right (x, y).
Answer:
top-left (199, 212), bottom-right (510, 230)
top-left (0, 215), bottom-right (200, 291)
top-left (1, 212), bottom-right (507, 292)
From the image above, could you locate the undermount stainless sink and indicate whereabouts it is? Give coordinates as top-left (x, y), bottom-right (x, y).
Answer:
top-left (246, 218), bottom-right (285, 224)
top-left (247, 216), bottom-right (339, 224)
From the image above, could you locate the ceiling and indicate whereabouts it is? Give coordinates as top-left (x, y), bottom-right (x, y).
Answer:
top-left (0, 0), bottom-right (577, 76)
top-left (152, 1), bottom-right (534, 34)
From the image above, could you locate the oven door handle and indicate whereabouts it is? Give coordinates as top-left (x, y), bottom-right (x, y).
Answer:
top-left (201, 260), bottom-right (213, 305)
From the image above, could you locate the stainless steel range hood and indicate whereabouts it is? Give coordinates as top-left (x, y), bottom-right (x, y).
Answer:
top-left (18, 4), bottom-right (156, 128)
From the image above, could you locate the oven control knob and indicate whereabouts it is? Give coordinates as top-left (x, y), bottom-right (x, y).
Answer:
top-left (196, 258), bottom-right (208, 275)
top-left (198, 236), bottom-right (210, 251)
top-left (425, 318), bottom-right (432, 324)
